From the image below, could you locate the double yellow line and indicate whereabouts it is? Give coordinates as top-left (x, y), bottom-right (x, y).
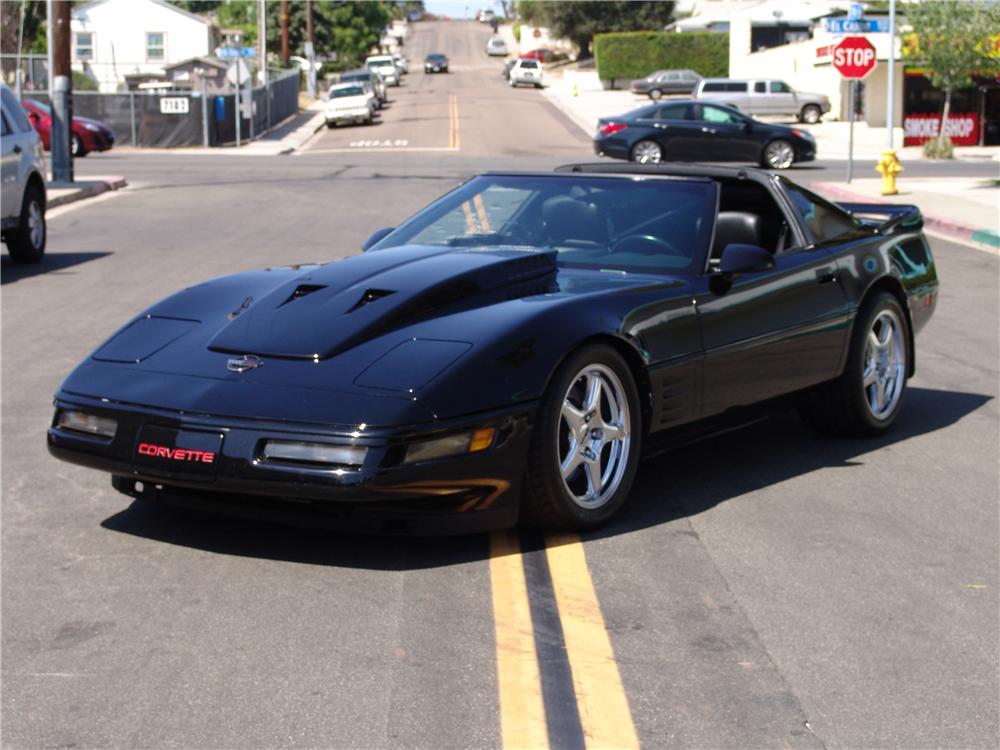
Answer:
top-left (448, 94), bottom-right (461, 150)
top-left (490, 532), bottom-right (639, 749)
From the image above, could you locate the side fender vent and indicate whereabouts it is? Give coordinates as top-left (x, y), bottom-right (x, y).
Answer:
top-left (349, 288), bottom-right (396, 312)
top-left (279, 284), bottom-right (327, 306)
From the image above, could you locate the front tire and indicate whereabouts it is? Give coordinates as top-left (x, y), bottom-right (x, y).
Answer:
top-left (71, 133), bottom-right (86, 157)
top-left (800, 292), bottom-right (910, 436)
top-left (6, 183), bottom-right (46, 263)
top-left (649, 88), bottom-right (662, 100)
top-left (762, 139), bottom-right (795, 169)
top-left (800, 104), bottom-right (822, 124)
top-left (522, 345), bottom-right (641, 530)
top-left (630, 139), bottom-right (663, 164)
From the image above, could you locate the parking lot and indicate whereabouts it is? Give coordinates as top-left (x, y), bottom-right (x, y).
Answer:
top-left (3, 19), bottom-right (998, 750)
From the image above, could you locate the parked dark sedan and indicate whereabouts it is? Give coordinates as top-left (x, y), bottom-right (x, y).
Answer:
top-left (424, 53), bottom-right (449, 73)
top-left (22, 98), bottom-right (114, 157)
top-left (630, 69), bottom-right (702, 99)
top-left (338, 69), bottom-right (387, 106)
top-left (593, 100), bottom-right (816, 169)
top-left (48, 164), bottom-right (936, 534)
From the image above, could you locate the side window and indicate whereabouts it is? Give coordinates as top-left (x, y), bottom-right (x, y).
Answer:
top-left (753, 81), bottom-right (766, 93)
top-left (782, 181), bottom-right (859, 243)
top-left (0, 87), bottom-right (31, 132)
top-left (771, 81), bottom-right (792, 93)
top-left (728, 82), bottom-right (748, 92)
top-left (74, 32), bottom-right (94, 61)
top-left (146, 32), bottom-right (165, 62)
top-left (700, 105), bottom-right (739, 124)
top-left (656, 104), bottom-right (691, 120)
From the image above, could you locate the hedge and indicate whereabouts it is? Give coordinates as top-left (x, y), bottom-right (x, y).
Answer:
top-left (594, 31), bottom-right (729, 84)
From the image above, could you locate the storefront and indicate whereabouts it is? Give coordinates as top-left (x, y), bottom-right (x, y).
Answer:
top-left (902, 69), bottom-right (1000, 147)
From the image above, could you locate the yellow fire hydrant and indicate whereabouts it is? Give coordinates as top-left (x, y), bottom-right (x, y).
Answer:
top-left (875, 150), bottom-right (902, 196)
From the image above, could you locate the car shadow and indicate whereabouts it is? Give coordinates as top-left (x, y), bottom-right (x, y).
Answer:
top-left (100, 387), bottom-right (990, 570)
top-left (1, 250), bottom-right (111, 285)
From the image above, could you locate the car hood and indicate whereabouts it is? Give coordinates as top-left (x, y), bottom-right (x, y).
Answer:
top-left (74, 115), bottom-right (110, 131)
top-left (207, 246), bottom-right (560, 359)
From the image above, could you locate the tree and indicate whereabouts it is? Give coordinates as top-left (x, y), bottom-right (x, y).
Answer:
top-left (517, 0), bottom-right (675, 59)
top-left (903, 0), bottom-right (1000, 152)
top-left (1, 0), bottom-right (48, 56)
top-left (263, 1), bottom-right (392, 68)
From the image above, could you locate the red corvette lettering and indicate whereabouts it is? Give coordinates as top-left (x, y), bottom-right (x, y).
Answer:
top-left (137, 442), bottom-right (215, 463)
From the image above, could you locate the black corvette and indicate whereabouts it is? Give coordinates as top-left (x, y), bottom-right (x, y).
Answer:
top-left (49, 164), bottom-right (938, 533)
top-left (594, 100), bottom-right (817, 169)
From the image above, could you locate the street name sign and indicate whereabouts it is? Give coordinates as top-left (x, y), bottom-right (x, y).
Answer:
top-left (833, 36), bottom-right (878, 79)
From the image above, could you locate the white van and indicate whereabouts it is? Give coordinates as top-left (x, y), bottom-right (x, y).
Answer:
top-left (365, 55), bottom-right (400, 86)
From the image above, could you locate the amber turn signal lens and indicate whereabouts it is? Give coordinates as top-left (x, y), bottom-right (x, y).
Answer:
top-left (469, 427), bottom-right (496, 453)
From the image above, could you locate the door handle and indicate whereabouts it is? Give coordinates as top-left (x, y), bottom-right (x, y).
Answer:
top-left (816, 267), bottom-right (838, 284)
top-left (701, 127), bottom-right (717, 134)
top-left (12, 145), bottom-right (21, 154)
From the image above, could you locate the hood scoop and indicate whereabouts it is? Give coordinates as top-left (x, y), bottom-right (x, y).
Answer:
top-left (208, 246), bottom-right (557, 360)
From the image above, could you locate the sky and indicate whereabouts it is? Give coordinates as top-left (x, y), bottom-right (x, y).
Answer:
top-left (423, 1), bottom-right (508, 19)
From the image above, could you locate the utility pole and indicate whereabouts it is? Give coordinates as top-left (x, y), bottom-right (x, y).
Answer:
top-left (51, 0), bottom-right (72, 181)
top-left (886, 0), bottom-right (896, 150)
top-left (259, 0), bottom-right (268, 130)
top-left (280, 0), bottom-right (289, 65)
top-left (305, 0), bottom-right (316, 98)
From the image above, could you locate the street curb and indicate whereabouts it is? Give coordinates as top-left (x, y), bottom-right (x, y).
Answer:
top-left (280, 111), bottom-right (327, 155)
top-left (48, 176), bottom-right (127, 209)
top-left (814, 181), bottom-right (1000, 251)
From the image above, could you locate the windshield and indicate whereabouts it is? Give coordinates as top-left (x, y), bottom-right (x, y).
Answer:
top-left (340, 72), bottom-right (368, 81)
top-left (330, 86), bottom-right (365, 98)
top-left (24, 98), bottom-right (50, 114)
top-left (372, 174), bottom-right (718, 275)
top-left (367, 58), bottom-right (392, 67)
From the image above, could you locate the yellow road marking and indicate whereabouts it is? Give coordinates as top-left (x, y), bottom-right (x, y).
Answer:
top-left (546, 533), bottom-right (639, 750)
top-left (474, 194), bottom-right (492, 233)
top-left (448, 94), bottom-right (461, 150)
top-left (462, 201), bottom-right (478, 234)
top-left (490, 531), bottom-right (550, 750)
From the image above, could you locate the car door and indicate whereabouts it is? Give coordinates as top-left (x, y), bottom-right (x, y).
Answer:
top-left (769, 81), bottom-right (797, 117)
top-left (648, 103), bottom-right (702, 159)
top-left (692, 181), bottom-right (850, 417)
top-left (693, 103), bottom-right (760, 162)
top-left (0, 108), bottom-right (18, 217)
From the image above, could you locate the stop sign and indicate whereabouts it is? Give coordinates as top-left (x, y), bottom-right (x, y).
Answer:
top-left (833, 36), bottom-right (878, 79)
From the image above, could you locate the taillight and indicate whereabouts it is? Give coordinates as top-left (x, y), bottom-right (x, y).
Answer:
top-left (599, 122), bottom-right (628, 136)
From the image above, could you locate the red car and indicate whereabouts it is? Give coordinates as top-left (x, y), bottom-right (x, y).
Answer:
top-left (21, 98), bottom-right (115, 157)
top-left (519, 48), bottom-right (554, 62)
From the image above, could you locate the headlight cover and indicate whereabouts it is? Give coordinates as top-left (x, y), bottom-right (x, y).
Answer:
top-left (56, 410), bottom-right (117, 438)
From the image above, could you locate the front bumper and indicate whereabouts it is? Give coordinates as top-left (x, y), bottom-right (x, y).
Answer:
top-left (48, 393), bottom-right (536, 535)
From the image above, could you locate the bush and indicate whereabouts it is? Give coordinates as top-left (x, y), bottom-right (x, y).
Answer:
top-left (922, 135), bottom-right (954, 159)
top-left (513, 21), bottom-right (521, 43)
top-left (72, 70), bottom-right (98, 91)
top-left (594, 31), bottom-right (729, 84)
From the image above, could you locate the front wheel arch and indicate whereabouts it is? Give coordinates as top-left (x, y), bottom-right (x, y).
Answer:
top-left (855, 276), bottom-right (916, 378)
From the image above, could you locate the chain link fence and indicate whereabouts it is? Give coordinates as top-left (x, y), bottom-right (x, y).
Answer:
top-left (3, 56), bottom-right (300, 149)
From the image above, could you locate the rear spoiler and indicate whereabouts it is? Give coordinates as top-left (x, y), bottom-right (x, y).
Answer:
top-left (837, 202), bottom-right (924, 235)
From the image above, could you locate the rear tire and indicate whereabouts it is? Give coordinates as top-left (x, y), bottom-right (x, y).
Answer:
top-left (522, 345), bottom-right (641, 530)
top-left (630, 139), bottom-right (663, 164)
top-left (5, 183), bottom-right (46, 264)
top-left (799, 292), bottom-right (910, 436)
top-left (800, 104), bottom-right (822, 124)
top-left (649, 88), bottom-right (662, 100)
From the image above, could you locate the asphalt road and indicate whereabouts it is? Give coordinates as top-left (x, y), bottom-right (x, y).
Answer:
top-left (3, 20), bottom-right (998, 750)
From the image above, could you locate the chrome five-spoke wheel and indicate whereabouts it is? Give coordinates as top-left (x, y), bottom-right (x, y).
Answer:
top-left (630, 140), bottom-right (663, 164)
top-left (763, 139), bottom-right (794, 169)
top-left (862, 309), bottom-right (906, 421)
top-left (558, 364), bottom-right (632, 509)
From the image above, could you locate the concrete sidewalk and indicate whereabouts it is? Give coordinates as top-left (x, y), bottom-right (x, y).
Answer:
top-left (48, 175), bottom-right (128, 209)
top-left (814, 177), bottom-right (1000, 251)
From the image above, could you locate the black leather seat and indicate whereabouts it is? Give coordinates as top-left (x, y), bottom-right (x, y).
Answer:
top-left (711, 211), bottom-right (763, 261)
top-left (542, 196), bottom-right (608, 247)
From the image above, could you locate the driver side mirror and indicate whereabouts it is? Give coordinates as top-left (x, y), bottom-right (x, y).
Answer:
top-left (719, 243), bottom-right (773, 275)
top-left (362, 226), bottom-right (395, 251)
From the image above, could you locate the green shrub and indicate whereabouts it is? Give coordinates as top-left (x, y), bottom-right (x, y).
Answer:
top-left (594, 31), bottom-right (729, 84)
top-left (922, 135), bottom-right (954, 159)
top-left (72, 70), bottom-right (98, 91)
top-left (513, 21), bottom-right (521, 43)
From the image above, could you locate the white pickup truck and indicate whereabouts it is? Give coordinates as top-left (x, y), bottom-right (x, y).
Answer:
top-left (694, 79), bottom-right (831, 123)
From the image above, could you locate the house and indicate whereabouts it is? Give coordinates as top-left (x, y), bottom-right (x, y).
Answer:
top-left (163, 56), bottom-right (230, 95)
top-left (71, 0), bottom-right (215, 93)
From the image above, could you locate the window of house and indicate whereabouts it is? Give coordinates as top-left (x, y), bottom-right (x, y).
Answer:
top-left (74, 32), bottom-right (94, 61)
top-left (146, 32), bottom-right (165, 61)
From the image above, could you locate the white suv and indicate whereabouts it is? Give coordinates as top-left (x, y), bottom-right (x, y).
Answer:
top-left (325, 83), bottom-right (375, 127)
top-left (365, 55), bottom-right (400, 86)
top-left (509, 59), bottom-right (543, 88)
top-left (1, 84), bottom-right (46, 263)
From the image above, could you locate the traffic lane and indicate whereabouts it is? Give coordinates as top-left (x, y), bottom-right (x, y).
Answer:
top-left (583, 234), bottom-right (998, 747)
top-left (0, 163), bottom-right (505, 748)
